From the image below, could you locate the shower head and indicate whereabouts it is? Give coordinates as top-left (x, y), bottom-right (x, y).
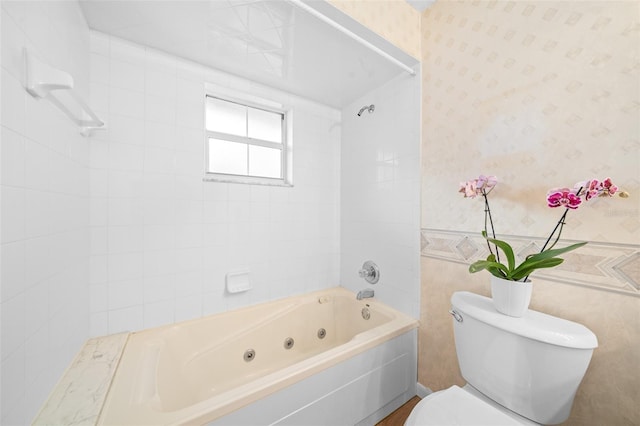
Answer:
top-left (357, 104), bottom-right (375, 116)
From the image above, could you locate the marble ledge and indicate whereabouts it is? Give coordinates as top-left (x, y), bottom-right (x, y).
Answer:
top-left (33, 332), bottom-right (130, 426)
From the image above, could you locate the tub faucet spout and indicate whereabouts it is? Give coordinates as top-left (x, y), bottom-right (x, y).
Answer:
top-left (357, 288), bottom-right (375, 300)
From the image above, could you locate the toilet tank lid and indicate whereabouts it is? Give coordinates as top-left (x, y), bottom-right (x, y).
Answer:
top-left (451, 292), bottom-right (598, 349)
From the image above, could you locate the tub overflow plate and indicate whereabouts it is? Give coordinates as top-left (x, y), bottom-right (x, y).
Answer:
top-left (362, 307), bottom-right (371, 320)
top-left (317, 328), bottom-right (326, 339)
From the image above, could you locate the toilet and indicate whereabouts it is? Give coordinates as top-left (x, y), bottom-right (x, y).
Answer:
top-left (406, 291), bottom-right (598, 425)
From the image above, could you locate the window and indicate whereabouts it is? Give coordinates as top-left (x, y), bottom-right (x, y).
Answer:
top-left (204, 95), bottom-right (290, 185)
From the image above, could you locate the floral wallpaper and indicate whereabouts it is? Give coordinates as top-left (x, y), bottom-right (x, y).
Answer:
top-left (420, 2), bottom-right (640, 425)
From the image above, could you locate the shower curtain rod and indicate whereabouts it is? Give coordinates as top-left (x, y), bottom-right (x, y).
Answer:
top-left (288, 0), bottom-right (417, 76)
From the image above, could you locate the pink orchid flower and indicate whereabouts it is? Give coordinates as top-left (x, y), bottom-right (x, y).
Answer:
top-left (547, 188), bottom-right (582, 209)
top-left (459, 180), bottom-right (478, 198)
top-left (459, 175), bottom-right (498, 198)
top-left (584, 179), bottom-right (600, 201)
top-left (601, 178), bottom-right (618, 196)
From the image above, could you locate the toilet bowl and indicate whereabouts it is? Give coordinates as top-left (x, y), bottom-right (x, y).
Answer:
top-left (405, 385), bottom-right (538, 426)
top-left (406, 292), bottom-right (597, 425)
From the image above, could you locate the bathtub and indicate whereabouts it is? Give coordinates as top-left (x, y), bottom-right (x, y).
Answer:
top-left (98, 287), bottom-right (418, 425)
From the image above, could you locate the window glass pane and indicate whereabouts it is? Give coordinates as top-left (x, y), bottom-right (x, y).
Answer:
top-left (208, 138), bottom-right (247, 175)
top-left (248, 107), bottom-right (282, 143)
top-left (206, 97), bottom-right (247, 136)
top-left (249, 145), bottom-right (281, 178)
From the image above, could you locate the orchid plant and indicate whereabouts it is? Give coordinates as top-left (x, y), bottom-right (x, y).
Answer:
top-left (460, 176), bottom-right (626, 282)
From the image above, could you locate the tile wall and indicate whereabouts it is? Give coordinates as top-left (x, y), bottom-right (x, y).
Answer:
top-left (340, 69), bottom-right (421, 318)
top-left (1, 1), bottom-right (91, 423)
top-left (87, 32), bottom-right (341, 335)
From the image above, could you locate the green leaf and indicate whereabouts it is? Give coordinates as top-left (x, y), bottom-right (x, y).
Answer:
top-left (526, 242), bottom-right (587, 263)
top-left (469, 259), bottom-right (509, 275)
top-left (510, 257), bottom-right (564, 281)
top-left (485, 237), bottom-right (516, 272)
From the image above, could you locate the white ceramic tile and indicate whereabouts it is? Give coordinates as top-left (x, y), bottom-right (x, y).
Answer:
top-left (89, 283), bottom-right (108, 313)
top-left (143, 198), bottom-right (176, 225)
top-left (108, 252), bottom-right (144, 282)
top-left (175, 295), bottom-right (202, 322)
top-left (106, 142), bottom-right (143, 172)
top-left (90, 169), bottom-right (109, 197)
top-left (90, 255), bottom-right (108, 284)
top-left (108, 114), bottom-right (145, 145)
top-left (142, 172), bottom-right (176, 199)
top-left (1, 127), bottom-right (25, 187)
top-left (0, 241), bottom-right (25, 302)
top-left (1, 69), bottom-right (26, 134)
top-left (1, 186), bottom-right (25, 243)
top-left (108, 170), bottom-right (143, 198)
top-left (24, 236), bottom-right (53, 288)
top-left (175, 100), bottom-right (203, 129)
top-left (176, 78), bottom-right (204, 103)
top-left (109, 36), bottom-right (146, 66)
top-left (1, 343), bottom-right (26, 410)
top-left (108, 278), bottom-right (143, 310)
top-left (143, 300), bottom-right (174, 329)
top-left (145, 94), bottom-right (176, 124)
top-left (143, 225), bottom-right (176, 251)
top-left (24, 139), bottom-right (53, 192)
top-left (143, 249), bottom-right (177, 277)
top-left (1, 10), bottom-right (25, 79)
top-left (89, 81), bottom-right (110, 114)
top-left (173, 150), bottom-right (202, 176)
top-left (176, 224), bottom-right (204, 248)
top-left (143, 146), bottom-right (175, 173)
top-left (24, 325), bottom-right (48, 386)
top-left (106, 200), bottom-right (139, 228)
top-left (89, 312), bottom-right (108, 337)
top-left (90, 52), bottom-right (111, 87)
top-left (108, 225), bottom-right (143, 254)
top-left (144, 122), bottom-right (176, 149)
top-left (90, 226), bottom-right (108, 255)
top-left (145, 70), bottom-right (177, 98)
top-left (1, 292), bottom-right (26, 360)
top-left (174, 174), bottom-right (203, 200)
top-left (90, 197), bottom-right (108, 227)
top-left (174, 127), bottom-right (204, 154)
top-left (108, 306), bottom-right (143, 334)
top-left (143, 273), bottom-right (175, 303)
top-left (90, 31), bottom-right (110, 56)
top-left (110, 59), bottom-right (145, 92)
top-left (110, 87), bottom-right (145, 119)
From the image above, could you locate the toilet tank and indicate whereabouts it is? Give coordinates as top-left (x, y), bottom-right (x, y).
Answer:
top-left (450, 292), bottom-right (598, 425)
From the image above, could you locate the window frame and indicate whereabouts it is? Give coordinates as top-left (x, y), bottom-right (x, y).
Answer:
top-left (203, 93), bottom-right (291, 186)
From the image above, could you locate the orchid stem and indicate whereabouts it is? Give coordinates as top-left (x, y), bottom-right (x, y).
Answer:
top-left (483, 191), bottom-right (500, 263)
top-left (524, 186), bottom-right (584, 281)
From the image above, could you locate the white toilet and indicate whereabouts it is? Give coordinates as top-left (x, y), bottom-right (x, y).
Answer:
top-left (406, 291), bottom-right (598, 425)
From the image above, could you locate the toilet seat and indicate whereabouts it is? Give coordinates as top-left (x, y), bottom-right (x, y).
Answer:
top-left (404, 386), bottom-right (528, 426)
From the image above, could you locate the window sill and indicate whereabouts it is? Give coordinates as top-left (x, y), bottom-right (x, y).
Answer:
top-left (202, 174), bottom-right (293, 187)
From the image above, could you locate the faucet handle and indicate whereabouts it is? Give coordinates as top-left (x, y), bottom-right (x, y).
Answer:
top-left (358, 261), bottom-right (380, 284)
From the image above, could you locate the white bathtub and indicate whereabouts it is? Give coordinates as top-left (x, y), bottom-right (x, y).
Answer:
top-left (98, 287), bottom-right (419, 425)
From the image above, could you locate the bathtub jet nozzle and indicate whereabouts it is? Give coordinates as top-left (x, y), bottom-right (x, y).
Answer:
top-left (244, 349), bottom-right (255, 362)
top-left (284, 337), bottom-right (295, 349)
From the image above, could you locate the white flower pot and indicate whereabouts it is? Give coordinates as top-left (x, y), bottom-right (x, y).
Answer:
top-left (490, 275), bottom-right (532, 317)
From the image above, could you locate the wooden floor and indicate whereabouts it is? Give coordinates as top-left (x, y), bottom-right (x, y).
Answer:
top-left (375, 396), bottom-right (421, 426)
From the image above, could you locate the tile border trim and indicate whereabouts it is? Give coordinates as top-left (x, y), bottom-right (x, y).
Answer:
top-left (421, 228), bottom-right (640, 298)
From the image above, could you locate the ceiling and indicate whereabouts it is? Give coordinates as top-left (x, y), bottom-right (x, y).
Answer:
top-left (79, 0), bottom-right (419, 109)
